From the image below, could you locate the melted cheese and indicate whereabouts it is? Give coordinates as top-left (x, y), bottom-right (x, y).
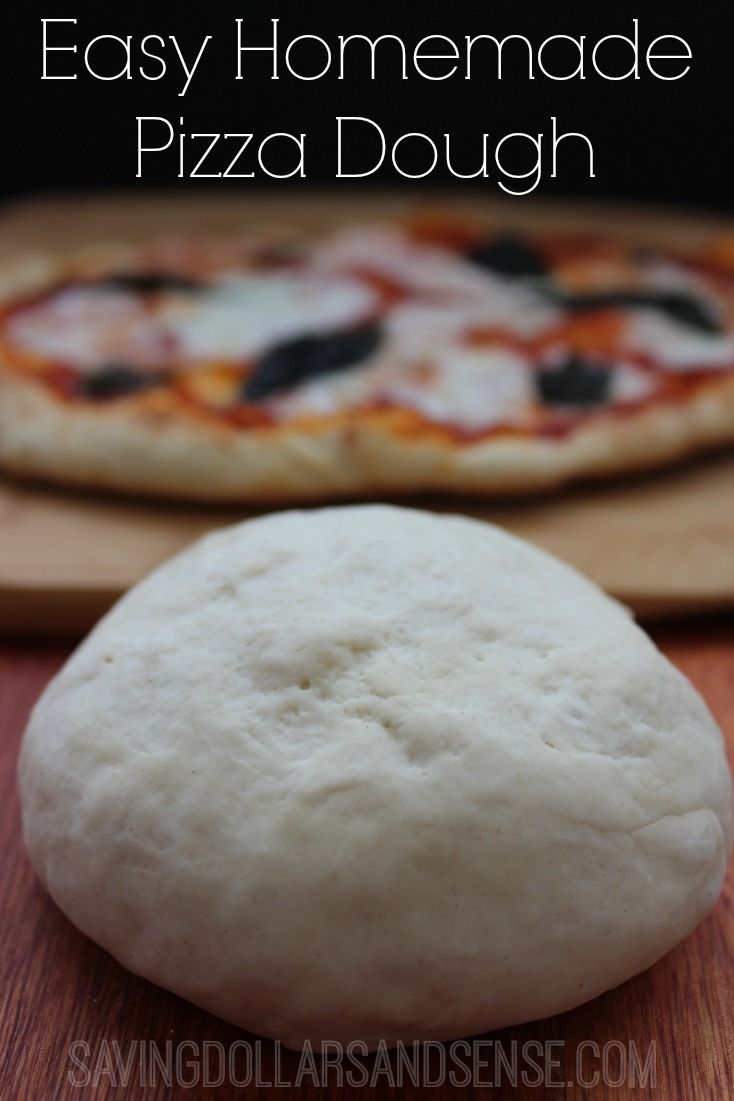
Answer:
top-left (6, 288), bottom-right (168, 371)
top-left (162, 273), bottom-right (377, 362)
top-left (4, 227), bottom-right (731, 432)
top-left (6, 273), bottom-right (378, 373)
top-left (274, 345), bottom-right (536, 430)
top-left (609, 363), bottom-right (656, 403)
top-left (625, 312), bottom-right (734, 371)
top-left (314, 227), bottom-right (560, 337)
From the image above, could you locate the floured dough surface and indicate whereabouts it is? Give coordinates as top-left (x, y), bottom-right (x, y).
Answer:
top-left (18, 506), bottom-right (732, 1048)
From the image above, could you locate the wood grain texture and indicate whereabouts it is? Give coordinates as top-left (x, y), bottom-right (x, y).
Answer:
top-left (1, 621), bottom-right (733, 1100)
top-left (2, 448), bottom-right (734, 637)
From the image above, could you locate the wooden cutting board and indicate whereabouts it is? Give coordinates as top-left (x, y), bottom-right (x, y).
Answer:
top-left (2, 450), bottom-right (734, 635)
top-left (1, 193), bottom-right (734, 635)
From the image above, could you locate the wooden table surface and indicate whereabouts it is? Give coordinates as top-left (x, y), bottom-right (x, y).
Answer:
top-left (2, 620), bottom-right (733, 1100)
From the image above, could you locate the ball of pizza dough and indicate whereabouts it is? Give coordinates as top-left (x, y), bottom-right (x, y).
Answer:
top-left (19, 506), bottom-right (732, 1049)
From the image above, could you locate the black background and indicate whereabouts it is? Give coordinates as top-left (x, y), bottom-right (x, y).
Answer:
top-left (2, 0), bottom-right (733, 213)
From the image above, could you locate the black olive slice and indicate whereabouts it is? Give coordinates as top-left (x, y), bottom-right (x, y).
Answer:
top-left (82, 365), bottom-right (163, 400)
top-left (467, 234), bottom-right (548, 278)
top-left (243, 322), bottom-right (382, 401)
top-left (99, 273), bottom-right (201, 294)
top-left (549, 289), bottom-right (720, 334)
top-left (536, 357), bottom-right (612, 407)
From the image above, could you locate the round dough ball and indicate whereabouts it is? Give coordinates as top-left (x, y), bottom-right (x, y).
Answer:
top-left (19, 505), bottom-right (732, 1049)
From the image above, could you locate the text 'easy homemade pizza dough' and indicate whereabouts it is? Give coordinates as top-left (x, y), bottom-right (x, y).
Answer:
top-left (18, 506), bottom-right (732, 1048)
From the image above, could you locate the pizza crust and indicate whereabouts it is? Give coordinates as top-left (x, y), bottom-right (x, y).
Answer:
top-left (2, 367), bottom-right (734, 501)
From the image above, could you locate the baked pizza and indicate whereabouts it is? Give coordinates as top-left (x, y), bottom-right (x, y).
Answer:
top-left (1, 214), bottom-right (734, 501)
